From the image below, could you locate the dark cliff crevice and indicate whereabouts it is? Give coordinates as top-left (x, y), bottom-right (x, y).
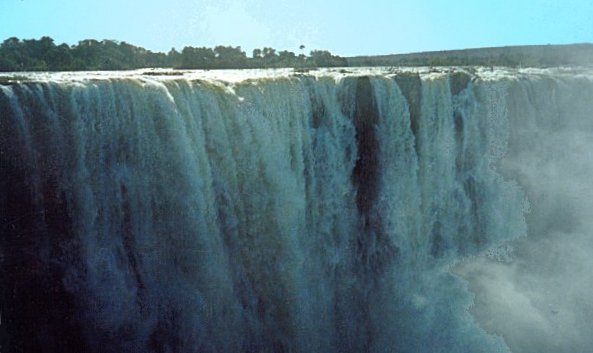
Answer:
top-left (449, 72), bottom-right (472, 96)
top-left (351, 76), bottom-right (400, 276)
top-left (352, 76), bottom-right (379, 220)
top-left (393, 73), bottom-right (422, 154)
top-left (450, 72), bottom-right (472, 168)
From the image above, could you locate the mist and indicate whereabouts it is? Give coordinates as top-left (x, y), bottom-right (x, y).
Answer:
top-left (457, 72), bottom-right (593, 353)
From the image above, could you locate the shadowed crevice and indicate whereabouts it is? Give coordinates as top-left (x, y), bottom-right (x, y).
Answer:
top-left (449, 72), bottom-right (472, 96)
top-left (393, 73), bottom-right (422, 154)
top-left (352, 76), bottom-right (379, 219)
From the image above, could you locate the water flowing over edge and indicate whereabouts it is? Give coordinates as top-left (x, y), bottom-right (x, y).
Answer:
top-left (1, 68), bottom-right (593, 353)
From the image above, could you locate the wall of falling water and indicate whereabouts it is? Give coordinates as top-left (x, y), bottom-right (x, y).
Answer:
top-left (1, 68), bottom-right (591, 353)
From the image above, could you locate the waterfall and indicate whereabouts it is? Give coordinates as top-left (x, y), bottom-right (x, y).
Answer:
top-left (1, 68), bottom-right (592, 353)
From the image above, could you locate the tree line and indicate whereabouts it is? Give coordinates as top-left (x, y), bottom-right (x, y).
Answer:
top-left (348, 44), bottom-right (593, 68)
top-left (0, 36), bottom-right (347, 72)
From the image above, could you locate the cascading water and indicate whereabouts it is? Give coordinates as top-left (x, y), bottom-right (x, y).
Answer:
top-left (1, 68), bottom-right (592, 353)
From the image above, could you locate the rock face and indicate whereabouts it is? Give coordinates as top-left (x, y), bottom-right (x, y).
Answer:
top-left (1, 68), bottom-right (592, 353)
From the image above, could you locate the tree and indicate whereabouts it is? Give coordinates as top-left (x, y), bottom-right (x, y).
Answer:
top-left (309, 50), bottom-right (346, 67)
top-left (179, 46), bottom-right (216, 69)
top-left (47, 43), bottom-right (73, 70)
top-left (277, 50), bottom-right (297, 67)
top-left (213, 46), bottom-right (247, 69)
top-left (0, 37), bottom-right (23, 70)
top-left (1, 37), bottom-right (21, 49)
top-left (167, 48), bottom-right (181, 68)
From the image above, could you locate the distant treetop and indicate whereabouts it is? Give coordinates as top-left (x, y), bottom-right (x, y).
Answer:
top-left (0, 36), bottom-right (347, 72)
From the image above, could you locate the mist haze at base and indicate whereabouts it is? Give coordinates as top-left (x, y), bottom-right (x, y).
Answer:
top-left (0, 68), bottom-right (592, 353)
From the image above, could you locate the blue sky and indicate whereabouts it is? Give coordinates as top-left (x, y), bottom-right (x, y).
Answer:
top-left (0, 0), bottom-right (591, 56)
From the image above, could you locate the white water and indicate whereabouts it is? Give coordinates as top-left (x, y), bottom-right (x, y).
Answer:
top-left (1, 67), bottom-right (592, 353)
top-left (456, 73), bottom-right (593, 353)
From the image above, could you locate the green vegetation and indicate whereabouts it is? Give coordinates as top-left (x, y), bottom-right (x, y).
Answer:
top-left (2, 37), bottom-right (591, 72)
top-left (0, 36), bottom-right (347, 72)
top-left (348, 44), bottom-right (593, 68)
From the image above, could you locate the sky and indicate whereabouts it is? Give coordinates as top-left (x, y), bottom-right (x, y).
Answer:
top-left (0, 0), bottom-right (592, 56)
